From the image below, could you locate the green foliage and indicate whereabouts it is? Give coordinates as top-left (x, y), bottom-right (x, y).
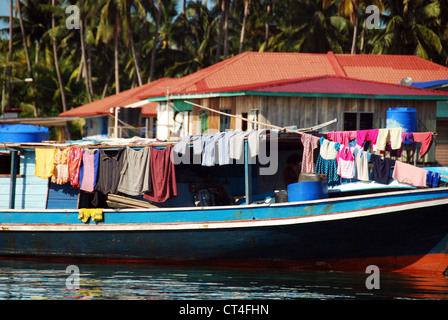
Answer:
top-left (0, 0), bottom-right (447, 125)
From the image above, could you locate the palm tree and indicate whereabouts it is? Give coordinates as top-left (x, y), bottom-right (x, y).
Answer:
top-left (150, 0), bottom-right (162, 82)
top-left (270, 0), bottom-right (350, 53)
top-left (239, 0), bottom-right (250, 54)
top-left (335, 0), bottom-right (384, 54)
top-left (51, 0), bottom-right (67, 115)
top-left (371, 0), bottom-right (445, 63)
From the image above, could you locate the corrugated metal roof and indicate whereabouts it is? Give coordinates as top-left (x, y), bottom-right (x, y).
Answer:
top-left (60, 51), bottom-right (448, 117)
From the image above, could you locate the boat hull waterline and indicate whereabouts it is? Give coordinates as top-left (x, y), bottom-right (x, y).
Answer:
top-left (1, 188), bottom-right (448, 274)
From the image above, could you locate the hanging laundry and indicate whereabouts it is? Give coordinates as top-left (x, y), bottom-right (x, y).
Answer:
top-left (354, 149), bottom-right (371, 181)
top-left (202, 132), bottom-right (226, 166)
top-left (393, 132), bottom-right (415, 158)
top-left (34, 148), bottom-right (57, 179)
top-left (144, 145), bottom-right (178, 203)
top-left (356, 129), bottom-right (378, 150)
top-left (68, 147), bottom-right (83, 188)
top-left (173, 135), bottom-right (201, 155)
top-left (426, 171), bottom-right (441, 188)
top-left (337, 145), bottom-right (355, 179)
top-left (95, 148), bottom-right (125, 195)
top-left (370, 154), bottom-right (395, 184)
top-left (376, 128), bottom-right (402, 151)
top-left (79, 149), bottom-right (99, 193)
top-left (315, 137), bottom-right (340, 184)
top-left (327, 131), bottom-right (357, 146)
top-left (78, 208), bottom-right (103, 223)
top-left (51, 147), bottom-right (70, 185)
top-left (229, 130), bottom-right (252, 160)
top-left (117, 147), bottom-right (151, 196)
top-left (217, 131), bottom-right (237, 165)
top-left (301, 133), bottom-right (320, 173)
top-left (392, 160), bottom-right (427, 187)
top-left (413, 132), bottom-right (433, 157)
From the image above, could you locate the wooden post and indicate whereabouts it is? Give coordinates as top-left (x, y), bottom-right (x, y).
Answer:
top-left (9, 150), bottom-right (18, 209)
top-left (244, 139), bottom-right (251, 205)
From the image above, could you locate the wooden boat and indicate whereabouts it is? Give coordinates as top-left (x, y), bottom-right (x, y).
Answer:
top-left (1, 129), bottom-right (448, 274)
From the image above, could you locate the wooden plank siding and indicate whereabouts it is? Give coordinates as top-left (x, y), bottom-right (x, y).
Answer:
top-left (0, 150), bottom-right (49, 209)
top-left (191, 95), bottom-right (437, 163)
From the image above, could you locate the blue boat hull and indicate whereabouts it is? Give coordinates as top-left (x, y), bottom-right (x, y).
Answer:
top-left (1, 188), bottom-right (448, 273)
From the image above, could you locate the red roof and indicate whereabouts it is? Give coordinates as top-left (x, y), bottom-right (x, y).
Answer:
top-left (58, 78), bottom-right (177, 117)
top-left (248, 75), bottom-right (448, 97)
top-left (60, 51), bottom-right (448, 117)
top-left (137, 52), bottom-right (448, 98)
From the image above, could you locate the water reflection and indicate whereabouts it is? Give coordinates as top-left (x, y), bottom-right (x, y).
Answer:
top-left (0, 259), bottom-right (448, 300)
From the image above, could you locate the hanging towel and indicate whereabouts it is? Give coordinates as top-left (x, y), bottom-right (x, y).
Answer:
top-left (389, 127), bottom-right (403, 150)
top-left (143, 145), bottom-right (178, 202)
top-left (79, 149), bottom-right (99, 193)
top-left (301, 133), bottom-right (320, 173)
top-left (68, 147), bottom-right (83, 188)
top-left (117, 147), bottom-right (151, 196)
top-left (356, 129), bottom-right (378, 149)
top-left (392, 160), bottom-right (427, 187)
top-left (375, 129), bottom-right (389, 151)
top-left (35, 148), bottom-right (57, 179)
top-left (413, 132), bottom-right (433, 157)
top-left (78, 208), bottom-right (103, 223)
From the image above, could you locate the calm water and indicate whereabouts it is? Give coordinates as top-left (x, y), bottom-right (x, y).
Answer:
top-left (1, 259), bottom-right (448, 301)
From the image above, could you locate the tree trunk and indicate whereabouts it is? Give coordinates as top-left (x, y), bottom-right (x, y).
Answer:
top-left (150, 0), bottom-right (162, 82)
top-left (350, 14), bottom-right (358, 54)
top-left (17, 0), bottom-right (38, 117)
top-left (222, 0), bottom-right (230, 60)
top-left (264, 0), bottom-right (272, 52)
top-left (126, 1), bottom-right (143, 86)
top-left (215, 0), bottom-right (225, 63)
top-left (52, 0), bottom-right (70, 139)
top-left (79, 0), bottom-right (93, 102)
top-left (114, 11), bottom-right (120, 93)
top-left (239, 0), bottom-right (250, 54)
top-left (7, 0), bottom-right (13, 109)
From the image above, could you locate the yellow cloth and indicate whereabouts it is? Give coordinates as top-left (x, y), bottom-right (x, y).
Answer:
top-left (375, 128), bottom-right (403, 151)
top-left (78, 208), bottom-right (103, 223)
top-left (34, 148), bottom-right (57, 179)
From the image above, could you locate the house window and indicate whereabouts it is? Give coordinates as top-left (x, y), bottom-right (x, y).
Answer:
top-left (242, 112), bottom-right (248, 131)
top-left (199, 110), bottom-right (209, 133)
top-left (220, 109), bottom-right (231, 132)
top-left (344, 112), bottom-right (373, 131)
top-left (0, 152), bottom-right (20, 176)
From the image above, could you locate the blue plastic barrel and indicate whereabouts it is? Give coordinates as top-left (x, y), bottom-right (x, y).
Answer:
top-left (0, 124), bottom-right (49, 143)
top-left (386, 108), bottom-right (417, 132)
top-left (287, 181), bottom-right (328, 202)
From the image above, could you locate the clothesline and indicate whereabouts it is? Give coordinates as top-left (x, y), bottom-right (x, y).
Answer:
top-left (34, 145), bottom-right (178, 206)
top-left (301, 132), bottom-right (445, 188)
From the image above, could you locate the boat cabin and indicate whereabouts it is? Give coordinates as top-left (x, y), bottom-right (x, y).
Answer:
top-left (0, 121), bottom-right (444, 211)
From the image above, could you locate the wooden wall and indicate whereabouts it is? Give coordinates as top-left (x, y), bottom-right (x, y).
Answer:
top-left (0, 150), bottom-right (49, 209)
top-left (191, 95), bottom-right (437, 162)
